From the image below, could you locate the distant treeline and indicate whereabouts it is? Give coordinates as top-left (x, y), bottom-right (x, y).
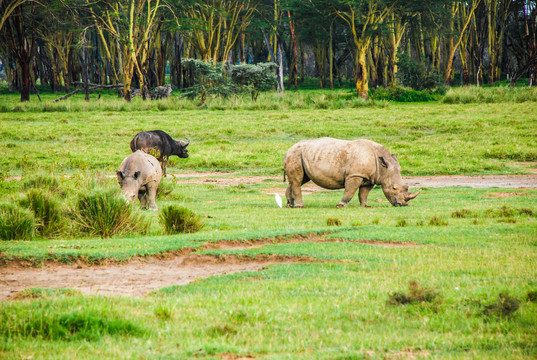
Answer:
top-left (0, 0), bottom-right (536, 102)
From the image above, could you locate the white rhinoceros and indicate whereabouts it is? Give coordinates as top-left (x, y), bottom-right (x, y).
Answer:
top-left (283, 137), bottom-right (421, 208)
top-left (117, 150), bottom-right (162, 210)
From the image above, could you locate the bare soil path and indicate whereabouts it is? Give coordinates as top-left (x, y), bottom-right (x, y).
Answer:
top-left (0, 237), bottom-right (416, 301)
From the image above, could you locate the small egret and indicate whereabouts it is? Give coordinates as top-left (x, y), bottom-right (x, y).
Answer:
top-left (274, 193), bottom-right (283, 208)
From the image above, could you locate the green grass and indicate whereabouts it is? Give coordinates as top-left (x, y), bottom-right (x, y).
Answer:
top-left (0, 89), bottom-right (537, 359)
top-left (0, 90), bottom-right (536, 177)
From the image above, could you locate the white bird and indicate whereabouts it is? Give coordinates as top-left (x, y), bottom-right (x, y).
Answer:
top-left (274, 193), bottom-right (283, 208)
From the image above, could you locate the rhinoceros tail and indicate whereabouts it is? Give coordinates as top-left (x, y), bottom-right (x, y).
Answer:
top-left (283, 170), bottom-right (286, 183)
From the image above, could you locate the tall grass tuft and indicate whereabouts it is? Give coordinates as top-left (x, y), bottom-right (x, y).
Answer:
top-left (0, 307), bottom-right (145, 341)
top-left (159, 205), bottom-right (205, 234)
top-left (20, 189), bottom-right (65, 238)
top-left (0, 204), bottom-right (35, 240)
top-left (22, 174), bottom-right (62, 194)
top-left (442, 86), bottom-right (537, 104)
top-left (72, 190), bottom-right (148, 238)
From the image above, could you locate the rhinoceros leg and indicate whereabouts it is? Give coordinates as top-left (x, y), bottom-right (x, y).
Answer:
top-left (138, 187), bottom-right (148, 210)
top-left (358, 184), bottom-right (374, 207)
top-left (146, 181), bottom-right (159, 211)
top-left (284, 158), bottom-right (307, 208)
top-left (336, 177), bottom-right (364, 208)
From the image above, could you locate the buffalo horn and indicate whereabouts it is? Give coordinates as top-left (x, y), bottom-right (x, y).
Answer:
top-left (180, 137), bottom-right (190, 147)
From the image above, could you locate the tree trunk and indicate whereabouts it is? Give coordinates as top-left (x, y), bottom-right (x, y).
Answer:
top-left (20, 58), bottom-right (31, 102)
top-left (355, 48), bottom-right (368, 99)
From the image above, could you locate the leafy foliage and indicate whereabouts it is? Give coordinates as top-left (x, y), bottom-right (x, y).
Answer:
top-left (181, 59), bottom-right (278, 103)
top-left (370, 86), bottom-right (444, 102)
top-left (231, 63), bottom-right (277, 101)
top-left (396, 53), bottom-right (443, 91)
top-left (181, 59), bottom-right (235, 103)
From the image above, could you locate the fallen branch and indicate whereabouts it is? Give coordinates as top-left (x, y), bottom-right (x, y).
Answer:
top-left (52, 84), bottom-right (124, 102)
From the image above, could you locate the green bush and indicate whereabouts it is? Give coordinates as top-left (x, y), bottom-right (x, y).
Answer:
top-left (396, 53), bottom-right (443, 90)
top-left (0, 203), bottom-right (35, 240)
top-left (231, 63), bottom-right (277, 101)
top-left (72, 190), bottom-right (148, 238)
top-left (370, 86), bottom-right (443, 102)
top-left (387, 280), bottom-right (440, 305)
top-left (20, 189), bottom-right (65, 238)
top-left (159, 205), bottom-right (204, 234)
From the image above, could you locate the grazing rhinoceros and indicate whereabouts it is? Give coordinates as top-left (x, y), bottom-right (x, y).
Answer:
top-left (117, 150), bottom-right (162, 210)
top-left (130, 130), bottom-right (190, 176)
top-left (283, 137), bottom-right (421, 208)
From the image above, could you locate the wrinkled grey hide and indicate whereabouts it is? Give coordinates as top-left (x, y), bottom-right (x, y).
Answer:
top-left (117, 150), bottom-right (162, 210)
top-left (283, 138), bottom-right (421, 208)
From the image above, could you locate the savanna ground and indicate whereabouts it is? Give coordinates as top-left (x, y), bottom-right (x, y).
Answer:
top-left (0, 86), bottom-right (537, 359)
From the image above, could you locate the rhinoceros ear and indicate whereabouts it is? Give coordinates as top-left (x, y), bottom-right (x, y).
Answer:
top-left (379, 157), bottom-right (389, 168)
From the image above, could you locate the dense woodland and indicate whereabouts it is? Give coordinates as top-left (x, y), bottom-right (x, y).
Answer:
top-left (0, 0), bottom-right (536, 102)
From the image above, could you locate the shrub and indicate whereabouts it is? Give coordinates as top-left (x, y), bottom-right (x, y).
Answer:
top-left (451, 209), bottom-right (473, 218)
top-left (0, 203), bottom-right (35, 240)
top-left (159, 205), bottom-right (204, 234)
top-left (396, 53), bottom-right (442, 90)
top-left (428, 216), bottom-right (448, 226)
top-left (72, 190), bottom-right (148, 238)
top-left (370, 86), bottom-right (441, 102)
top-left (482, 292), bottom-right (521, 318)
top-left (231, 63), bottom-right (277, 101)
top-left (326, 217), bottom-right (342, 226)
top-left (387, 280), bottom-right (440, 305)
top-left (20, 189), bottom-right (65, 238)
top-left (527, 290), bottom-right (537, 303)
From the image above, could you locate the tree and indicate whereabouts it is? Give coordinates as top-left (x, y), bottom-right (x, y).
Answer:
top-left (87, 0), bottom-right (165, 100)
top-left (0, 0), bottom-right (39, 101)
top-left (333, 0), bottom-right (399, 98)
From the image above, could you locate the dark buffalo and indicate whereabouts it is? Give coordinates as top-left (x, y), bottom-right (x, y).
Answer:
top-left (130, 130), bottom-right (190, 176)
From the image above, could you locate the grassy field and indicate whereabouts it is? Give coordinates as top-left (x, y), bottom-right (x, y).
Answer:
top-left (1, 88), bottom-right (536, 359)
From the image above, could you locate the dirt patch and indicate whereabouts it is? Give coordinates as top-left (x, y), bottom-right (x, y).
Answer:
top-left (171, 173), bottom-right (537, 189)
top-left (0, 235), bottom-right (419, 301)
top-left (0, 236), bottom-right (420, 301)
top-left (483, 192), bottom-right (526, 198)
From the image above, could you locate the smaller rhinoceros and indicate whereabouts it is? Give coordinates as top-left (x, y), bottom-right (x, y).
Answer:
top-left (117, 150), bottom-right (162, 210)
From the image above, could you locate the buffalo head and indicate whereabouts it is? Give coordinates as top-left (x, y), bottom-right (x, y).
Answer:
top-left (175, 137), bottom-right (190, 158)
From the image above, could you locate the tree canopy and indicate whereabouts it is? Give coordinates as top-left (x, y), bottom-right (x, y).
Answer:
top-left (0, 0), bottom-right (535, 101)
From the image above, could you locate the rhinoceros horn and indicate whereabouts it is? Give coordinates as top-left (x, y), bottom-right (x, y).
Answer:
top-left (404, 189), bottom-right (422, 201)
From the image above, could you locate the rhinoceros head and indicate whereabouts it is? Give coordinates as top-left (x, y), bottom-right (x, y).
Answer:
top-left (379, 156), bottom-right (421, 207)
top-left (117, 170), bottom-right (142, 203)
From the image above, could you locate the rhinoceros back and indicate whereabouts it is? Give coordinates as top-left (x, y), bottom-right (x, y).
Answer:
top-left (294, 138), bottom-right (380, 188)
top-left (119, 150), bottom-right (162, 185)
